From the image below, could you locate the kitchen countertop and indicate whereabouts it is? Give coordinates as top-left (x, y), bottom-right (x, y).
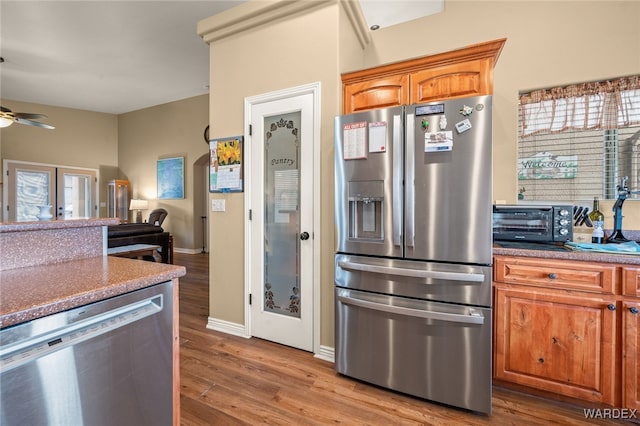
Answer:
top-left (0, 256), bottom-right (186, 329)
top-left (494, 240), bottom-right (640, 266)
top-left (0, 217), bottom-right (120, 233)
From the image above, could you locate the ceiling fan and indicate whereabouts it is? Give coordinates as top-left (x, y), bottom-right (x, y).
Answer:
top-left (0, 106), bottom-right (55, 129)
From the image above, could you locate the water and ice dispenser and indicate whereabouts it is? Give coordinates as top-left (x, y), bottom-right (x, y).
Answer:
top-left (348, 180), bottom-right (384, 242)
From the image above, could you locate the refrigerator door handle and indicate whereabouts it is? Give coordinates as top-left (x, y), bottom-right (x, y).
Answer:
top-left (405, 113), bottom-right (415, 247)
top-left (337, 260), bottom-right (485, 282)
top-left (337, 292), bottom-right (485, 325)
top-left (392, 113), bottom-right (403, 247)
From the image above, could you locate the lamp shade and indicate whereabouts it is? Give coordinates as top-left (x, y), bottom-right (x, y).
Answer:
top-left (0, 116), bottom-right (13, 128)
top-left (129, 199), bottom-right (148, 210)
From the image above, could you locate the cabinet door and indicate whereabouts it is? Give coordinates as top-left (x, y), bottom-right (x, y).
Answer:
top-left (410, 58), bottom-right (492, 103)
top-left (623, 300), bottom-right (640, 410)
top-left (342, 75), bottom-right (409, 114)
top-left (622, 267), bottom-right (640, 297)
top-left (494, 286), bottom-right (617, 405)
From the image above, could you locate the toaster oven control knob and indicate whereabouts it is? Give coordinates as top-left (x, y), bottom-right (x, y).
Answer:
top-left (559, 219), bottom-right (570, 226)
top-left (559, 209), bottom-right (570, 216)
top-left (559, 228), bottom-right (569, 235)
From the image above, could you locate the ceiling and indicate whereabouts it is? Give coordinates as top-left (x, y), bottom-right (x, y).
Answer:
top-left (0, 1), bottom-right (442, 115)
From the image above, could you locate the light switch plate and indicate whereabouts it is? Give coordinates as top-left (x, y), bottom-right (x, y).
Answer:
top-left (212, 199), bottom-right (225, 212)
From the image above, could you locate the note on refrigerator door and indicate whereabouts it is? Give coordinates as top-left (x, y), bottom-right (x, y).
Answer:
top-left (343, 122), bottom-right (367, 160)
top-left (425, 130), bottom-right (453, 152)
top-left (368, 122), bottom-right (387, 153)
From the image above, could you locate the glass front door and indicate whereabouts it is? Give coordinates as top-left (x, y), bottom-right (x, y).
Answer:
top-left (5, 161), bottom-right (97, 221)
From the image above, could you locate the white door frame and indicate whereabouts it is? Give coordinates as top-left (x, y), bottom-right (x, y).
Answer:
top-left (243, 82), bottom-right (321, 355)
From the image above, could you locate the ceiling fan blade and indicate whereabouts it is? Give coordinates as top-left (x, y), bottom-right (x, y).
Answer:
top-left (15, 118), bottom-right (55, 129)
top-left (14, 112), bottom-right (47, 120)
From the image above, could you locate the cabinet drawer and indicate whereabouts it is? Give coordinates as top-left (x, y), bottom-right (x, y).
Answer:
top-left (494, 286), bottom-right (617, 405)
top-left (494, 256), bottom-right (616, 294)
top-left (622, 266), bottom-right (640, 297)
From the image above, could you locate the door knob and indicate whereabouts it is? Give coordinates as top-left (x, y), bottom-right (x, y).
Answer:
top-left (300, 232), bottom-right (310, 240)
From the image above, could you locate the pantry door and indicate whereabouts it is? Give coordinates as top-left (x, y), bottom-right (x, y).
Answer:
top-left (246, 84), bottom-right (319, 352)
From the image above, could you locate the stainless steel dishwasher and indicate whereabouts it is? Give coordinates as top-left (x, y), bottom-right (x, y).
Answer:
top-left (0, 281), bottom-right (174, 426)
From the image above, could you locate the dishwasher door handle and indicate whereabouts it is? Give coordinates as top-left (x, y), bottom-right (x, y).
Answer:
top-left (338, 260), bottom-right (485, 283)
top-left (337, 293), bottom-right (485, 325)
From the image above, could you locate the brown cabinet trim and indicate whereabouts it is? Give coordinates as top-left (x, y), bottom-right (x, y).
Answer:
top-left (341, 38), bottom-right (506, 83)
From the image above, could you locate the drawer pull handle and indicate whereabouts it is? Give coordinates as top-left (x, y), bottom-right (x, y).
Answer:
top-left (607, 304), bottom-right (616, 311)
top-left (548, 273), bottom-right (557, 280)
top-left (630, 307), bottom-right (639, 315)
top-left (538, 358), bottom-right (544, 364)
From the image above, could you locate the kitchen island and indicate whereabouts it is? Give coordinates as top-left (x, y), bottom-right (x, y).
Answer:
top-left (493, 239), bottom-right (640, 413)
top-left (0, 218), bottom-right (186, 425)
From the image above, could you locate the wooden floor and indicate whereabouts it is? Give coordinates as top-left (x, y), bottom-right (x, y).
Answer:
top-left (175, 252), bottom-right (630, 425)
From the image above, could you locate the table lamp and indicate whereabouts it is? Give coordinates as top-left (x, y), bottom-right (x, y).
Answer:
top-left (129, 199), bottom-right (148, 223)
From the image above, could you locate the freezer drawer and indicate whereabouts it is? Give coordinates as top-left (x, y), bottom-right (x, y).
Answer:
top-left (335, 287), bottom-right (492, 414)
top-left (335, 253), bottom-right (492, 307)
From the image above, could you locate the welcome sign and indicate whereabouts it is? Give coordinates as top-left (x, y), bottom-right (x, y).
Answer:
top-left (518, 151), bottom-right (578, 179)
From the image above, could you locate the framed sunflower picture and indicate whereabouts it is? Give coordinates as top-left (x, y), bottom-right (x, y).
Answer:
top-left (209, 135), bottom-right (244, 192)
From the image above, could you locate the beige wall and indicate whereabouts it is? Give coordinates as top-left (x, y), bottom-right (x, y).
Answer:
top-left (117, 95), bottom-right (209, 250)
top-left (203, 0), bottom-right (640, 349)
top-left (205, 2), bottom-right (344, 341)
top-left (0, 99), bottom-right (118, 216)
top-left (359, 0), bottom-right (640, 228)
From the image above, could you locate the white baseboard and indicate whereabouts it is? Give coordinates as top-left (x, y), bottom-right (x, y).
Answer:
top-left (206, 316), bottom-right (335, 363)
top-left (206, 317), bottom-right (250, 338)
top-left (314, 345), bottom-right (335, 364)
top-left (174, 247), bottom-right (204, 254)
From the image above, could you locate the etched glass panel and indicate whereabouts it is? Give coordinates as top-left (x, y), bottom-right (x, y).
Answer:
top-left (263, 112), bottom-right (301, 318)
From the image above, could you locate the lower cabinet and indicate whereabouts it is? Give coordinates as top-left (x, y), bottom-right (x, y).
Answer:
top-left (494, 286), bottom-right (617, 405)
top-left (494, 255), bottom-right (640, 410)
top-left (623, 299), bottom-right (640, 410)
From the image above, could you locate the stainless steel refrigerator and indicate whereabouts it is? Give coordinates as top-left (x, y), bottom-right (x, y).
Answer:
top-left (334, 95), bottom-right (493, 414)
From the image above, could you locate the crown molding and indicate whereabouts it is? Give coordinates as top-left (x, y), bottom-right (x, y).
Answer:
top-left (338, 0), bottom-right (370, 49)
top-left (198, 0), bottom-right (336, 44)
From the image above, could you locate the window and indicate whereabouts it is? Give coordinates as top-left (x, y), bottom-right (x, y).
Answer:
top-left (517, 75), bottom-right (640, 201)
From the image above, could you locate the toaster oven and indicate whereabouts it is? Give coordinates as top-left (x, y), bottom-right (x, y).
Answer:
top-left (493, 205), bottom-right (573, 242)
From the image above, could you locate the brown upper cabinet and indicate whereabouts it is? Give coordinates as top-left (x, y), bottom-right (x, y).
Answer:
top-left (342, 38), bottom-right (506, 114)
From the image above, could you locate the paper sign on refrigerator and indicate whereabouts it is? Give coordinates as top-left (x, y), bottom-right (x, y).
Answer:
top-left (343, 121), bottom-right (367, 160)
top-left (368, 121), bottom-right (387, 153)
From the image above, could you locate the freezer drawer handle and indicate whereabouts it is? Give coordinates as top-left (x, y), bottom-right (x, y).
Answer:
top-left (337, 293), bottom-right (485, 325)
top-left (338, 260), bottom-right (485, 283)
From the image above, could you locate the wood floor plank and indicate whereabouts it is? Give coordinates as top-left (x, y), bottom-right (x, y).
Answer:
top-left (174, 252), bottom-right (633, 425)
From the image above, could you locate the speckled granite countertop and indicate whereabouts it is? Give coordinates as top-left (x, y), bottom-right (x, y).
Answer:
top-left (0, 256), bottom-right (186, 329)
top-left (0, 217), bottom-right (120, 233)
top-left (493, 245), bottom-right (640, 265)
top-left (494, 230), bottom-right (640, 266)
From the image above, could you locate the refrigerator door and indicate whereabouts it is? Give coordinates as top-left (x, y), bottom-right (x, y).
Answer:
top-left (335, 106), bottom-right (404, 258)
top-left (405, 95), bottom-right (493, 265)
